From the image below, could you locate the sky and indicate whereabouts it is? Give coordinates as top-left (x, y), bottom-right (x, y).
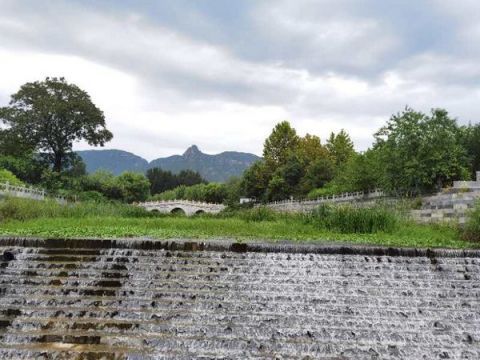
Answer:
top-left (1, 0), bottom-right (480, 160)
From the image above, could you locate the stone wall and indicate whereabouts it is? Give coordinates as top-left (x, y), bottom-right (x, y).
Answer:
top-left (411, 192), bottom-right (480, 224)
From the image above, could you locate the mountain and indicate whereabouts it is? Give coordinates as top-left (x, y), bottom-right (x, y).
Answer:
top-left (76, 145), bottom-right (261, 182)
top-left (76, 150), bottom-right (149, 175)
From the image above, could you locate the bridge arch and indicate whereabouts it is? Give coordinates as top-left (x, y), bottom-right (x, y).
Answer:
top-left (194, 210), bottom-right (206, 215)
top-left (170, 207), bottom-right (186, 215)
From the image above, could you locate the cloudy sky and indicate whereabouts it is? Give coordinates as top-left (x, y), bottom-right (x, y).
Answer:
top-left (1, 1), bottom-right (479, 159)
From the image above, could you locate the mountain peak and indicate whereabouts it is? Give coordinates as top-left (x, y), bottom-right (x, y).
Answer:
top-left (183, 145), bottom-right (202, 157)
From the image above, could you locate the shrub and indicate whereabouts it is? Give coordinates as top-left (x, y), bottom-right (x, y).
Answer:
top-left (307, 183), bottom-right (350, 199)
top-left (239, 206), bottom-right (279, 222)
top-left (0, 168), bottom-right (24, 186)
top-left (303, 204), bottom-right (397, 233)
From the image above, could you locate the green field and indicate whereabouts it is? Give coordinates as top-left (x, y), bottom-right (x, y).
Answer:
top-left (0, 214), bottom-right (474, 249)
top-left (0, 197), bottom-right (476, 249)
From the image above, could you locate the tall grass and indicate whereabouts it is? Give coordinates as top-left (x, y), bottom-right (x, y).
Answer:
top-left (0, 197), bottom-right (154, 222)
top-left (463, 200), bottom-right (480, 242)
top-left (303, 204), bottom-right (397, 233)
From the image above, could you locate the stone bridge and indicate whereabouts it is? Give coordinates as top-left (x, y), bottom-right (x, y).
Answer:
top-left (139, 200), bottom-right (226, 216)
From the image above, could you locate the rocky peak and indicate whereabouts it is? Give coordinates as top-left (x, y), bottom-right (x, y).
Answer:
top-left (183, 145), bottom-right (202, 158)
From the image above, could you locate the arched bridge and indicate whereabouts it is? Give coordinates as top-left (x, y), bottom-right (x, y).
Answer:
top-left (139, 200), bottom-right (226, 216)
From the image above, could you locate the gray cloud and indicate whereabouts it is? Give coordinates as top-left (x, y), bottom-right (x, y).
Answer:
top-left (0, 0), bottom-right (479, 158)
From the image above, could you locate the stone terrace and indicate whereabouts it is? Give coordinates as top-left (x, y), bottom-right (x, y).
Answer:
top-left (0, 239), bottom-right (478, 359)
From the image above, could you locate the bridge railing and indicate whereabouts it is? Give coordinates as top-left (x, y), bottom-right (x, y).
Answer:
top-left (0, 182), bottom-right (66, 204)
top-left (140, 199), bottom-right (224, 207)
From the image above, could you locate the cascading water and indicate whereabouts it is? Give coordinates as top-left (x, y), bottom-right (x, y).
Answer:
top-left (0, 239), bottom-right (478, 359)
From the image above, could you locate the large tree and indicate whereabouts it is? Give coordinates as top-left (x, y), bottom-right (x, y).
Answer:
top-left (326, 129), bottom-right (355, 166)
top-left (0, 77), bottom-right (113, 172)
top-left (263, 121), bottom-right (299, 168)
top-left (375, 107), bottom-right (468, 194)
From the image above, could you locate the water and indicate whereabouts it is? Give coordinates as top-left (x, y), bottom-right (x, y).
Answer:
top-left (0, 241), bottom-right (478, 359)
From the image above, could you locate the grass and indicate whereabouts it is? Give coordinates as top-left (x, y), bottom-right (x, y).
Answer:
top-left (0, 197), bottom-right (476, 249)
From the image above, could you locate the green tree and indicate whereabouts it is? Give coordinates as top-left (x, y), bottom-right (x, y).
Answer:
top-left (263, 121), bottom-right (299, 168)
top-left (80, 171), bottom-right (124, 200)
top-left (332, 150), bottom-right (384, 192)
top-left (375, 107), bottom-right (468, 194)
top-left (460, 123), bottom-right (480, 177)
top-left (176, 169), bottom-right (206, 187)
top-left (146, 168), bottom-right (177, 195)
top-left (302, 156), bottom-right (335, 191)
top-left (326, 129), bottom-right (355, 166)
top-left (266, 175), bottom-right (290, 201)
top-left (0, 77), bottom-right (113, 172)
top-left (241, 161), bottom-right (271, 200)
top-left (117, 172), bottom-right (151, 203)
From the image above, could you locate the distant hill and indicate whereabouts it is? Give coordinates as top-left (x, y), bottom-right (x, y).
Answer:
top-left (76, 145), bottom-right (261, 182)
top-left (76, 149), bottom-right (149, 175)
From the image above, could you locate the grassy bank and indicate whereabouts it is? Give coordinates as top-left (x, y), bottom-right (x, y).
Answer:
top-left (0, 198), bottom-right (474, 249)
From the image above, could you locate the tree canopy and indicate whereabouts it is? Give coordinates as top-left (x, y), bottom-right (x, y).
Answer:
top-left (0, 77), bottom-right (112, 172)
top-left (374, 108), bottom-right (468, 194)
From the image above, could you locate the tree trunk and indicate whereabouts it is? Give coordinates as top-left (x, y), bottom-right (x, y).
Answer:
top-left (53, 153), bottom-right (63, 173)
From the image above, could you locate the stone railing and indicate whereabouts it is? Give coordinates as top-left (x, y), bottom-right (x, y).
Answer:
top-left (139, 199), bottom-right (226, 215)
top-left (264, 189), bottom-right (386, 212)
top-left (0, 182), bottom-right (66, 204)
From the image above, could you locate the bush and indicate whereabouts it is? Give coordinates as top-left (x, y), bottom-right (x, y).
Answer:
top-left (463, 200), bottom-right (480, 242)
top-left (239, 206), bottom-right (279, 222)
top-left (77, 191), bottom-right (106, 202)
top-left (0, 168), bottom-right (24, 186)
top-left (303, 204), bottom-right (397, 233)
top-left (307, 183), bottom-right (350, 199)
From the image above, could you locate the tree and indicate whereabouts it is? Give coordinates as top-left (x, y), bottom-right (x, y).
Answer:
top-left (117, 172), bottom-right (151, 203)
top-left (147, 167), bottom-right (206, 195)
top-left (302, 156), bottom-right (335, 191)
top-left (460, 123), bottom-right (480, 178)
top-left (147, 168), bottom-right (177, 195)
top-left (266, 175), bottom-right (290, 201)
top-left (375, 107), bottom-right (468, 194)
top-left (332, 150), bottom-right (384, 192)
top-left (326, 130), bottom-right (355, 166)
top-left (263, 121), bottom-right (299, 168)
top-left (296, 134), bottom-right (329, 167)
top-left (241, 161), bottom-right (271, 200)
top-left (176, 169), bottom-right (206, 187)
top-left (0, 77), bottom-right (113, 172)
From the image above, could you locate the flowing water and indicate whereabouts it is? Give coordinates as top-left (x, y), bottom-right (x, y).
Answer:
top-left (0, 239), bottom-right (478, 359)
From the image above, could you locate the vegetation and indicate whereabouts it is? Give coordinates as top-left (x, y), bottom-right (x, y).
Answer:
top-left (1, 77), bottom-right (480, 249)
top-left (0, 197), bottom-right (473, 249)
top-left (151, 182), bottom-right (228, 203)
top-left (303, 204), bottom-right (397, 234)
top-left (0, 169), bottom-right (24, 186)
top-left (240, 107), bottom-right (478, 202)
top-left (147, 167), bottom-right (206, 195)
top-left (463, 200), bottom-right (480, 242)
top-left (0, 197), bottom-right (153, 222)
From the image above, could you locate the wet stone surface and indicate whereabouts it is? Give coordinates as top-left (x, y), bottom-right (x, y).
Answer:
top-left (0, 245), bottom-right (478, 359)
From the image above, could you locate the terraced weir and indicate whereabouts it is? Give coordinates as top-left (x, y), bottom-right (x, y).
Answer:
top-left (0, 238), bottom-right (478, 359)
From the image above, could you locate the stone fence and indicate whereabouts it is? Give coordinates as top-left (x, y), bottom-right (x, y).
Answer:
top-left (263, 189), bottom-right (386, 212)
top-left (0, 182), bottom-right (66, 204)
